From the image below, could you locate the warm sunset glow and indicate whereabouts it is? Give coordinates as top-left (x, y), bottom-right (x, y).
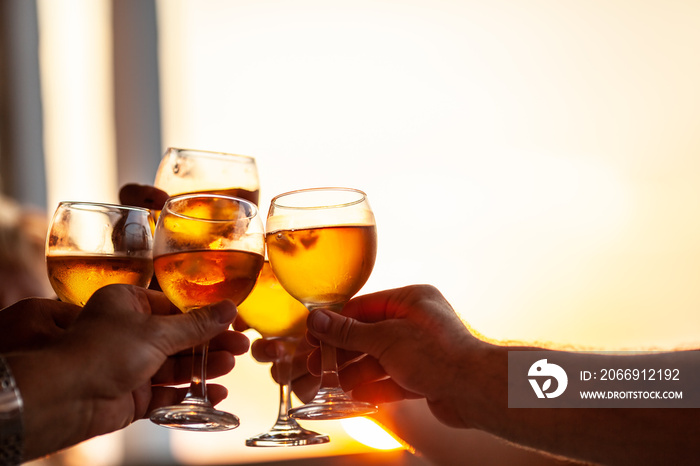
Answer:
top-left (58, 433), bottom-right (125, 466)
top-left (341, 417), bottom-right (404, 451)
top-left (154, 0), bottom-right (700, 354)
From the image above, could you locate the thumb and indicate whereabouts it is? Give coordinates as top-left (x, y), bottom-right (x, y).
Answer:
top-left (160, 300), bottom-right (237, 355)
top-left (307, 309), bottom-right (386, 357)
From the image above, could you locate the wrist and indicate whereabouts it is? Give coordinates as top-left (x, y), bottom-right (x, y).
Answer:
top-left (437, 338), bottom-right (508, 432)
top-left (0, 355), bottom-right (24, 466)
top-left (464, 341), bottom-right (509, 432)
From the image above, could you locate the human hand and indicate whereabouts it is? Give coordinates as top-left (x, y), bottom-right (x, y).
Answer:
top-left (304, 285), bottom-right (493, 428)
top-left (118, 183), bottom-right (169, 211)
top-left (250, 336), bottom-right (319, 399)
top-left (6, 284), bottom-right (249, 461)
top-left (0, 298), bottom-right (80, 353)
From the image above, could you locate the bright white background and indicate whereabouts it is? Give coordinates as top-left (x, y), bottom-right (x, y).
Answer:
top-left (158, 0), bottom-right (700, 351)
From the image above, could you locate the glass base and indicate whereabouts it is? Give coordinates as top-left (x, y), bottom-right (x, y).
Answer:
top-left (288, 387), bottom-right (378, 420)
top-left (149, 404), bottom-right (240, 431)
top-left (246, 426), bottom-right (330, 447)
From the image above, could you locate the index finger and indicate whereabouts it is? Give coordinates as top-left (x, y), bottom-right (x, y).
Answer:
top-left (342, 286), bottom-right (412, 322)
top-left (343, 285), bottom-right (448, 323)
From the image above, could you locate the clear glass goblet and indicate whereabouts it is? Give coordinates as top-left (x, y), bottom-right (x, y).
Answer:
top-left (266, 187), bottom-right (378, 420)
top-left (149, 193), bottom-right (265, 431)
top-left (46, 201), bottom-right (154, 306)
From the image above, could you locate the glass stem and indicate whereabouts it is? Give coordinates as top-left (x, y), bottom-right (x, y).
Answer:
top-left (184, 342), bottom-right (211, 406)
top-left (277, 382), bottom-right (293, 423)
top-left (319, 340), bottom-right (342, 390)
top-left (308, 303), bottom-right (345, 394)
top-left (275, 345), bottom-right (293, 424)
top-left (273, 339), bottom-right (300, 427)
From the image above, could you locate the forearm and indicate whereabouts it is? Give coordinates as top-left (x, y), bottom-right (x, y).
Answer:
top-left (461, 344), bottom-right (700, 465)
top-left (372, 400), bottom-right (577, 466)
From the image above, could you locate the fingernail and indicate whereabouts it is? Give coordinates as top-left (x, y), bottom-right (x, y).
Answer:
top-left (310, 309), bottom-right (332, 333)
top-left (212, 300), bottom-right (236, 324)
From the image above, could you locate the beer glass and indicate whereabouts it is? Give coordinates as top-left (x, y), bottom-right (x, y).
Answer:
top-left (265, 187), bottom-right (378, 420)
top-left (238, 261), bottom-right (330, 445)
top-left (46, 201), bottom-right (153, 306)
top-left (149, 193), bottom-right (264, 431)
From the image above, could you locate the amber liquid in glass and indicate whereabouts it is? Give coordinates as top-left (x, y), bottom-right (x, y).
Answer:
top-left (154, 249), bottom-right (263, 310)
top-left (265, 225), bottom-right (377, 307)
top-left (46, 255), bottom-right (153, 306)
top-left (238, 261), bottom-right (307, 338)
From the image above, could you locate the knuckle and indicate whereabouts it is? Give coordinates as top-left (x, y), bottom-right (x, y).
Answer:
top-left (336, 316), bottom-right (356, 347)
top-left (186, 309), bottom-right (211, 335)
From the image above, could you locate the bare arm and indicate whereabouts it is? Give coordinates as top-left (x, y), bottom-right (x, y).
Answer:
top-left (302, 285), bottom-right (699, 465)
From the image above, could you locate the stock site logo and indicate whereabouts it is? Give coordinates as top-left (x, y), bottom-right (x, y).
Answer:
top-left (528, 359), bottom-right (568, 398)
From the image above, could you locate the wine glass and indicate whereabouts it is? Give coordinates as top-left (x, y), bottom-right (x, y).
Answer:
top-left (150, 147), bottom-right (260, 292)
top-left (154, 147), bottom-right (260, 205)
top-left (237, 261), bottom-right (330, 446)
top-left (46, 201), bottom-right (154, 306)
top-left (149, 193), bottom-right (264, 431)
top-left (265, 187), bottom-right (378, 420)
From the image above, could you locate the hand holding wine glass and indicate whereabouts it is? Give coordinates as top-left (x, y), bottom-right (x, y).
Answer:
top-left (46, 201), bottom-right (154, 306)
top-left (149, 193), bottom-right (264, 431)
top-left (265, 187), bottom-right (378, 420)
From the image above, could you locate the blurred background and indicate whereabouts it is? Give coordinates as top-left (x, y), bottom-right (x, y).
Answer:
top-left (1, 0), bottom-right (699, 464)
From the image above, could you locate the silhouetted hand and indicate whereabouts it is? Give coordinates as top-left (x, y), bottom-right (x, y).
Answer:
top-left (5, 284), bottom-right (249, 462)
